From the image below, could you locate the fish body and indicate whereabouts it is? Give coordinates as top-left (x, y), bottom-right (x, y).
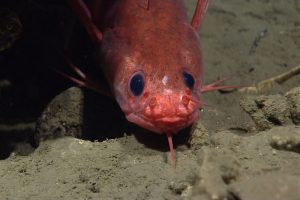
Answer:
top-left (67, 0), bottom-right (212, 164)
top-left (90, 0), bottom-right (204, 134)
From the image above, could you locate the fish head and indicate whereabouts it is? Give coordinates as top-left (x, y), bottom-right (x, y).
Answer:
top-left (110, 50), bottom-right (203, 134)
top-left (102, 24), bottom-right (203, 134)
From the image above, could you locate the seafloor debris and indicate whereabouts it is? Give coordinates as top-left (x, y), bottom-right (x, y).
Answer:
top-left (239, 64), bottom-right (300, 93)
top-left (270, 133), bottom-right (300, 153)
top-left (35, 87), bottom-right (124, 144)
top-left (285, 87), bottom-right (300, 124)
top-left (0, 8), bottom-right (22, 51)
top-left (240, 87), bottom-right (300, 130)
top-left (35, 87), bottom-right (85, 144)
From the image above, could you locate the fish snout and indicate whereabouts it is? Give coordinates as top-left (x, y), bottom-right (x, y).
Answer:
top-left (142, 94), bottom-right (200, 129)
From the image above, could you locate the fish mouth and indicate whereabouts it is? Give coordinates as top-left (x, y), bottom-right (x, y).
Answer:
top-left (126, 110), bottom-right (199, 134)
top-left (156, 116), bottom-right (188, 126)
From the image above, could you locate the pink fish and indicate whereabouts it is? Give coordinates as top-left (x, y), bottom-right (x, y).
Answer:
top-left (65, 0), bottom-right (237, 166)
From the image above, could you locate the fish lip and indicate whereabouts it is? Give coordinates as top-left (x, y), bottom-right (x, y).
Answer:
top-left (126, 112), bottom-right (161, 134)
top-left (126, 110), bottom-right (199, 134)
top-left (155, 116), bottom-right (188, 126)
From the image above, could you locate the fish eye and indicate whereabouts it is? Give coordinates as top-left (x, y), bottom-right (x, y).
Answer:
top-left (129, 73), bottom-right (145, 96)
top-left (183, 71), bottom-right (195, 90)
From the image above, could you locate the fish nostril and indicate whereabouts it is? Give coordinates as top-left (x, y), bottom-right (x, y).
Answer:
top-left (149, 97), bottom-right (157, 109)
top-left (181, 95), bottom-right (190, 107)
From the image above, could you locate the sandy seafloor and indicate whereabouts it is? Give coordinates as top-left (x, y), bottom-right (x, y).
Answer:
top-left (0, 0), bottom-right (300, 199)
